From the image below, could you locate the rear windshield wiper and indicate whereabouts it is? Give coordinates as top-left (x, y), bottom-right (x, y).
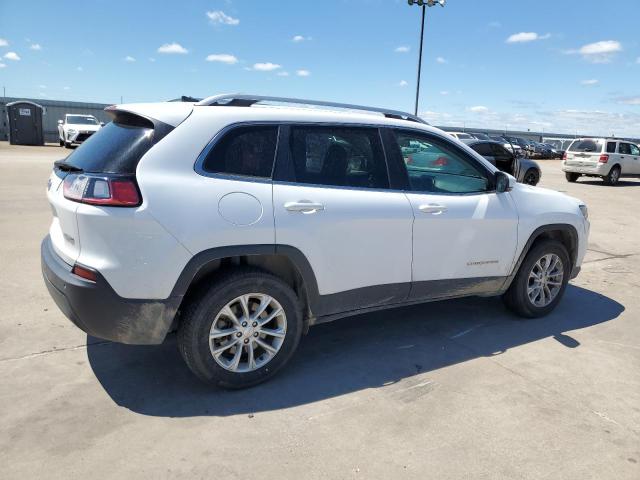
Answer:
top-left (54, 160), bottom-right (83, 173)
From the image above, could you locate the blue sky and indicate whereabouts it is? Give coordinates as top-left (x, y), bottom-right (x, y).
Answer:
top-left (1, 0), bottom-right (639, 136)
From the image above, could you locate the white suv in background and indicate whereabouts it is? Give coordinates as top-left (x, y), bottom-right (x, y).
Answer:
top-left (563, 138), bottom-right (640, 185)
top-left (57, 114), bottom-right (103, 148)
top-left (42, 95), bottom-right (590, 388)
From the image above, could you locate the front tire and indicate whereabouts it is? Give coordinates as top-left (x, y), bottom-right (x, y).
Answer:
top-left (59, 138), bottom-right (64, 147)
top-left (178, 269), bottom-right (303, 389)
top-left (64, 141), bottom-right (71, 149)
top-left (503, 240), bottom-right (570, 318)
top-left (565, 172), bottom-right (579, 183)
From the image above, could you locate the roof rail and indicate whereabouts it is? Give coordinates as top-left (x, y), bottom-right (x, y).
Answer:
top-left (196, 94), bottom-right (428, 125)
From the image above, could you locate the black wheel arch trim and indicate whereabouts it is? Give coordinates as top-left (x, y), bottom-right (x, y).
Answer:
top-left (502, 223), bottom-right (579, 291)
top-left (170, 244), bottom-right (322, 314)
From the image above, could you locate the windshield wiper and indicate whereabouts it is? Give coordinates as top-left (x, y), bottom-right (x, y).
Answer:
top-left (54, 159), bottom-right (83, 173)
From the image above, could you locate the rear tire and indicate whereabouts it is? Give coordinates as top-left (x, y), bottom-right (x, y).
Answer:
top-left (604, 165), bottom-right (621, 186)
top-left (503, 239), bottom-right (570, 318)
top-left (523, 168), bottom-right (540, 186)
top-left (178, 268), bottom-right (303, 389)
top-left (565, 172), bottom-right (579, 183)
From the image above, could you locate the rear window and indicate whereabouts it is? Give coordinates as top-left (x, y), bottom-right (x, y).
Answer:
top-left (61, 112), bottom-right (158, 174)
top-left (569, 139), bottom-right (603, 153)
top-left (606, 142), bottom-right (617, 153)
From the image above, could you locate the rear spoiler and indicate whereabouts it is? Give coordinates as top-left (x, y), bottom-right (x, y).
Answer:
top-left (105, 102), bottom-right (194, 128)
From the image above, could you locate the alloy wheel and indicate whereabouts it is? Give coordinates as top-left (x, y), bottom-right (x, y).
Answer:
top-left (209, 293), bottom-right (287, 373)
top-left (527, 253), bottom-right (564, 307)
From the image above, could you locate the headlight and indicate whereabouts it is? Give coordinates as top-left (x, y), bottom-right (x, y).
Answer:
top-left (67, 129), bottom-right (77, 135)
top-left (579, 204), bottom-right (588, 220)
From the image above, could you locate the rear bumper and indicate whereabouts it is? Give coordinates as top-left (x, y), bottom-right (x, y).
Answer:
top-left (562, 162), bottom-right (608, 176)
top-left (41, 235), bottom-right (179, 344)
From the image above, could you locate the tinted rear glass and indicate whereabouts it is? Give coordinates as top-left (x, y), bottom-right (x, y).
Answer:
top-left (62, 114), bottom-right (157, 174)
top-left (201, 126), bottom-right (278, 178)
top-left (606, 142), bottom-right (617, 153)
top-left (569, 139), bottom-right (603, 153)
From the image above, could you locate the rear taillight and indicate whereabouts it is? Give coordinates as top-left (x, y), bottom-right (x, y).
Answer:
top-left (562, 152), bottom-right (567, 160)
top-left (599, 154), bottom-right (609, 163)
top-left (63, 173), bottom-right (141, 207)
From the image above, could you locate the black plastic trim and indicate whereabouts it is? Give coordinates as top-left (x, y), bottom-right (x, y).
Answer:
top-left (41, 236), bottom-right (179, 345)
top-left (502, 223), bottom-right (579, 291)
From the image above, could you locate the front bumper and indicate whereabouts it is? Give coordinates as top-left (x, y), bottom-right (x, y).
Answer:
top-left (66, 130), bottom-right (96, 144)
top-left (41, 235), bottom-right (179, 344)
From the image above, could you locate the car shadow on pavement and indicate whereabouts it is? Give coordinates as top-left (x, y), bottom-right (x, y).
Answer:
top-left (578, 180), bottom-right (640, 187)
top-left (87, 285), bottom-right (623, 417)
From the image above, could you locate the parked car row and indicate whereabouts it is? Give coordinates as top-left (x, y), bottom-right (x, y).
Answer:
top-left (447, 131), bottom-right (564, 160)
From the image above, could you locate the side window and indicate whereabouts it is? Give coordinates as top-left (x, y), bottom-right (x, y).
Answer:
top-left (472, 143), bottom-right (493, 156)
top-left (394, 131), bottom-right (491, 194)
top-left (202, 125), bottom-right (278, 178)
top-left (630, 144), bottom-right (640, 156)
top-left (618, 143), bottom-right (631, 155)
top-left (289, 126), bottom-right (388, 189)
top-left (606, 142), bottom-right (617, 153)
top-left (490, 144), bottom-right (512, 159)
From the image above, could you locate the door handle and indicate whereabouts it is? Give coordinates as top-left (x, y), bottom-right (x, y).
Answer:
top-left (284, 201), bottom-right (325, 213)
top-left (419, 203), bottom-right (448, 214)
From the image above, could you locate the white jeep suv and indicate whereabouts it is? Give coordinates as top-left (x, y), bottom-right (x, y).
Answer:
top-left (57, 114), bottom-right (103, 148)
top-left (42, 95), bottom-right (590, 388)
top-left (563, 137), bottom-right (640, 185)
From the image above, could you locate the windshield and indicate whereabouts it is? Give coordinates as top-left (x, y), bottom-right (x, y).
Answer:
top-left (67, 115), bottom-right (99, 125)
top-left (568, 139), bottom-right (604, 153)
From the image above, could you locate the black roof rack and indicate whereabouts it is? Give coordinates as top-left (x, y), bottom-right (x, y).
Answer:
top-left (196, 94), bottom-right (428, 124)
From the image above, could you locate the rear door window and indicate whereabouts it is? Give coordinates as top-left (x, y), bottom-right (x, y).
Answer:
top-left (202, 125), bottom-right (278, 178)
top-left (61, 112), bottom-right (159, 174)
top-left (289, 126), bottom-right (389, 189)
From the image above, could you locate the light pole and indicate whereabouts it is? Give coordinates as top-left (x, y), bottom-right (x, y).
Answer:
top-left (407, 0), bottom-right (446, 116)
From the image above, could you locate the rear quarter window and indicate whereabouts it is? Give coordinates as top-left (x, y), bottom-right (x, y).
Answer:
top-left (61, 112), bottom-right (163, 174)
top-left (201, 125), bottom-right (278, 178)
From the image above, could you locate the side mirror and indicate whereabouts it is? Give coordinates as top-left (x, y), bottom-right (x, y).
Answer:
top-left (495, 171), bottom-right (512, 193)
top-left (57, 120), bottom-right (63, 125)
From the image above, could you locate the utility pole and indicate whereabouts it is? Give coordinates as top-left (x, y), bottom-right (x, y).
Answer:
top-left (407, 0), bottom-right (446, 116)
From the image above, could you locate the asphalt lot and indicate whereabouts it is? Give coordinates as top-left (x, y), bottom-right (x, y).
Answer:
top-left (0, 141), bottom-right (638, 479)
